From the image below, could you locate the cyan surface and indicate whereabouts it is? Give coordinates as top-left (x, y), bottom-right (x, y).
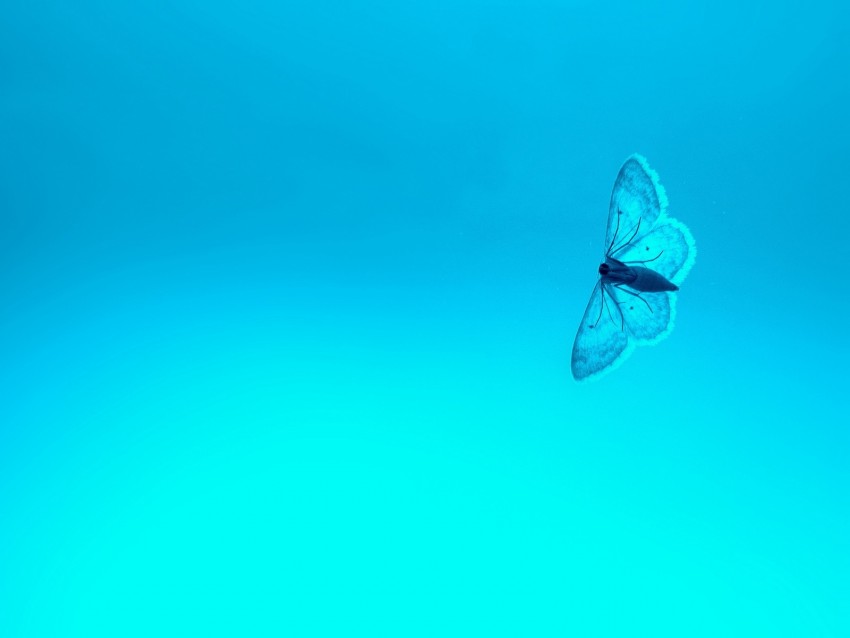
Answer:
top-left (2, 1), bottom-right (847, 635)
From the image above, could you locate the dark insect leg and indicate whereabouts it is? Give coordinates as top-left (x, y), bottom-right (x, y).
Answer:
top-left (610, 217), bottom-right (642, 257)
top-left (590, 284), bottom-right (605, 328)
top-left (606, 209), bottom-right (623, 256)
top-left (602, 286), bottom-right (617, 327)
top-left (624, 250), bottom-right (664, 265)
top-left (603, 284), bottom-right (625, 331)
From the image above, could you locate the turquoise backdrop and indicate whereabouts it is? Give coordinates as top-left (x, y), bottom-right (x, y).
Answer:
top-left (2, 1), bottom-right (847, 635)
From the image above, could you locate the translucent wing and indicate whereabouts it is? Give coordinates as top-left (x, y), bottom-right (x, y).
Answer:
top-left (571, 283), bottom-right (632, 381)
top-left (617, 218), bottom-right (697, 286)
top-left (608, 285), bottom-right (675, 344)
top-left (606, 154), bottom-right (668, 254)
top-left (571, 282), bottom-right (675, 381)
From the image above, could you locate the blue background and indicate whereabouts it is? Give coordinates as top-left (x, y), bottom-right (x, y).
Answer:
top-left (2, 1), bottom-right (848, 635)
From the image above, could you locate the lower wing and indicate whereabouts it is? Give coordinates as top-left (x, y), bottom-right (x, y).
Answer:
top-left (571, 282), bottom-right (675, 381)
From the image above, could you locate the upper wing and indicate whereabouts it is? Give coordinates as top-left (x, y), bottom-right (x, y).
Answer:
top-left (605, 154), bottom-right (668, 255)
top-left (616, 218), bottom-right (697, 286)
top-left (571, 282), bottom-right (632, 381)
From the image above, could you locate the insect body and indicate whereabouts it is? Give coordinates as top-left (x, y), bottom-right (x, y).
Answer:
top-left (599, 256), bottom-right (678, 292)
top-left (571, 155), bottom-right (696, 381)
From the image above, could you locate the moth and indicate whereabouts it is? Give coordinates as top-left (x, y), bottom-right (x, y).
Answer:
top-left (571, 155), bottom-right (696, 381)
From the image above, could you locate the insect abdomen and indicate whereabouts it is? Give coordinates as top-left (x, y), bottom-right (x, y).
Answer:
top-left (629, 267), bottom-right (678, 292)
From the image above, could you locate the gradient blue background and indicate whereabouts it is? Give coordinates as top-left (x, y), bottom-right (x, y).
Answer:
top-left (2, 1), bottom-right (848, 635)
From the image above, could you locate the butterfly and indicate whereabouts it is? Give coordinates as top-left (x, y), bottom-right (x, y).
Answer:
top-left (571, 155), bottom-right (696, 381)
